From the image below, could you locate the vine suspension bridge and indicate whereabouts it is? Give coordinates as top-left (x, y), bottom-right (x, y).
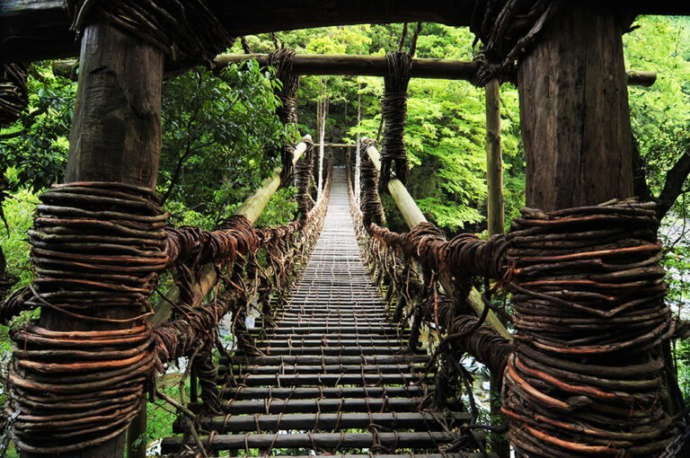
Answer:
top-left (161, 167), bottom-right (479, 456)
top-left (1, 2), bottom-right (689, 458)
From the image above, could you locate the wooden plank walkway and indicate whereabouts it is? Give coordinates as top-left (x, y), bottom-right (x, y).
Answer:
top-left (162, 168), bottom-right (478, 457)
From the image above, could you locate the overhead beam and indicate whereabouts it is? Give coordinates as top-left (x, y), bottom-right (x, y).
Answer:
top-left (53, 54), bottom-right (658, 87)
top-left (2, 1), bottom-right (690, 63)
top-left (215, 54), bottom-right (478, 80)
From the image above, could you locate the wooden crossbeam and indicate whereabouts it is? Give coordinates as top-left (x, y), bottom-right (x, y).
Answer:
top-left (2, 0), bottom-right (689, 63)
top-left (53, 54), bottom-right (658, 86)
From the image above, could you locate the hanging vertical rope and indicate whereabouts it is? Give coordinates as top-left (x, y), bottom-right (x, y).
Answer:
top-left (354, 86), bottom-right (363, 205)
top-left (295, 139), bottom-right (315, 216)
top-left (380, 52), bottom-right (412, 192)
top-left (316, 96), bottom-right (329, 200)
top-left (268, 49), bottom-right (300, 186)
top-left (359, 139), bottom-right (386, 227)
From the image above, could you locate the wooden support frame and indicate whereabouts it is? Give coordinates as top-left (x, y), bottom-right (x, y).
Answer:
top-left (23, 21), bottom-right (165, 458)
top-left (2, 1), bottom-right (690, 63)
top-left (54, 54), bottom-right (658, 87)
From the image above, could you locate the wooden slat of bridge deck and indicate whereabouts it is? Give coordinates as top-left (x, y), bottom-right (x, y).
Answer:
top-left (162, 168), bottom-right (480, 457)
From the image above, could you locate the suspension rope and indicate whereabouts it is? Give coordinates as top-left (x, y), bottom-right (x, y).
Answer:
top-left (380, 52), bottom-right (412, 191)
top-left (268, 48), bottom-right (300, 186)
top-left (470, 0), bottom-right (560, 85)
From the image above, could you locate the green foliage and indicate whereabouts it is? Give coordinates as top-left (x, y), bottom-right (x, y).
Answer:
top-left (0, 63), bottom-right (76, 191)
top-left (0, 184), bottom-right (39, 289)
top-left (255, 186), bottom-right (298, 227)
top-left (624, 16), bottom-right (690, 209)
top-left (158, 61), bottom-right (288, 225)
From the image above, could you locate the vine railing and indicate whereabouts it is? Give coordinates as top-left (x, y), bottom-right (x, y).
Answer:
top-left (349, 138), bottom-right (680, 456)
top-left (0, 135), bottom-right (331, 454)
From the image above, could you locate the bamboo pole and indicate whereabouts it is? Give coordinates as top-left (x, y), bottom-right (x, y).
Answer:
top-left (236, 137), bottom-right (312, 221)
top-left (364, 143), bottom-right (511, 340)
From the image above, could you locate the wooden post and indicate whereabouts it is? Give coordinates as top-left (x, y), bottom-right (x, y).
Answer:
top-left (518, 8), bottom-right (633, 210)
top-left (126, 407), bottom-right (148, 458)
top-left (485, 80), bottom-right (504, 235)
top-left (484, 79), bottom-right (507, 457)
top-left (24, 23), bottom-right (164, 458)
top-left (511, 6), bottom-right (658, 456)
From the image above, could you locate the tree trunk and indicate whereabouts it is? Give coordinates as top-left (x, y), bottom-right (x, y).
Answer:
top-left (518, 8), bottom-right (633, 210)
top-left (23, 22), bottom-right (163, 458)
top-left (511, 6), bottom-right (674, 456)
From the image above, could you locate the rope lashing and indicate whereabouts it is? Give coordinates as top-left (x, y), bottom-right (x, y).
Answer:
top-left (268, 49), bottom-right (300, 186)
top-left (269, 49), bottom-right (299, 126)
top-left (65, 0), bottom-right (233, 64)
top-left (8, 182), bottom-right (166, 454)
top-left (380, 52), bottom-right (412, 191)
top-left (296, 139), bottom-right (316, 216)
top-left (359, 139), bottom-right (386, 228)
top-left (0, 63), bottom-right (28, 127)
top-left (469, 0), bottom-right (560, 85)
top-left (352, 150), bottom-right (677, 454)
top-left (503, 201), bottom-right (675, 456)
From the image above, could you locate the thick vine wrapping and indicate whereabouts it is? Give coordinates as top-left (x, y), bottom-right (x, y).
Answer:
top-left (380, 52), bottom-right (412, 191)
top-left (268, 49), bottom-right (301, 186)
top-left (0, 63), bottom-right (28, 127)
top-left (8, 182), bottom-right (167, 454)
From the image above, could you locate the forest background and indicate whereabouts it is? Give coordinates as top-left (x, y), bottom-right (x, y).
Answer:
top-left (1, 15), bottom-right (689, 453)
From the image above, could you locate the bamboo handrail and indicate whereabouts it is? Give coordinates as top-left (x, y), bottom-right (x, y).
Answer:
top-left (364, 142), bottom-right (512, 341)
top-left (152, 135), bottom-right (313, 325)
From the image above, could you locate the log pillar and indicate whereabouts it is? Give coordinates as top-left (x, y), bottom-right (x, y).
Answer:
top-left (518, 7), bottom-right (633, 210)
top-left (23, 22), bottom-right (163, 458)
top-left (509, 6), bottom-right (674, 456)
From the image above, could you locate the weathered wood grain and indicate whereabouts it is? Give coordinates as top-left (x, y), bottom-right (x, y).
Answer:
top-left (518, 8), bottom-right (634, 210)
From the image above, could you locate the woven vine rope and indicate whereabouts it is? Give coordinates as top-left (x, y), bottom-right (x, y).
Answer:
top-left (380, 52), bottom-right (412, 191)
top-left (7, 182), bottom-right (166, 453)
top-left (0, 63), bottom-right (28, 127)
top-left (65, 0), bottom-right (233, 63)
top-left (470, 0), bottom-right (558, 85)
